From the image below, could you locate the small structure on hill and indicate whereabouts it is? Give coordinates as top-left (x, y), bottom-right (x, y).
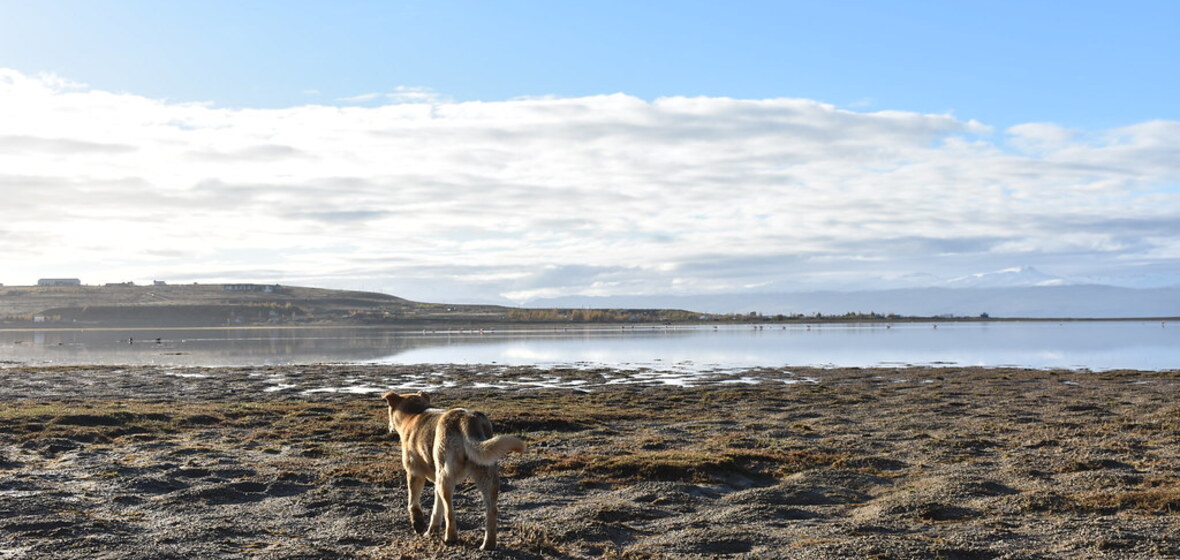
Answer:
top-left (38, 278), bottom-right (81, 287)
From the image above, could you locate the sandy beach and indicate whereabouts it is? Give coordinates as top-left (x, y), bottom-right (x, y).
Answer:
top-left (1, 363), bottom-right (1177, 559)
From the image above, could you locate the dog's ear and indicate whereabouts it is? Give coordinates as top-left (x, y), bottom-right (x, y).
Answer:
top-left (416, 392), bottom-right (431, 405)
top-left (382, 391), bottom-right (403, 407)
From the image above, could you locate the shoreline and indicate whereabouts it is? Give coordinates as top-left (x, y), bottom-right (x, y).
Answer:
top-left (2, 364), bottom-right (1178, 559)
top-left (3, 316), bottom-right (1177, 333)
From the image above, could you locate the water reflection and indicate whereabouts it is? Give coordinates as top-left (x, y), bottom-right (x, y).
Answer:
top-left (0, 328), bottom-right (422, 366)
top-left (0, 322), bottom-right (1175, 371)
top-left (377, 322), bottom-right (1178, 371)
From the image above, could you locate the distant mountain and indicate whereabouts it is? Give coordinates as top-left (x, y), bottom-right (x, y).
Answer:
top-left (869, 266), bottom-right (1180, 291)
top-left (1068, 271), bottom-right (1180, 290)
top-left (944, 266), bottom-right (1068, 288)
top-left (525, 286), bottom-right (1180, 319)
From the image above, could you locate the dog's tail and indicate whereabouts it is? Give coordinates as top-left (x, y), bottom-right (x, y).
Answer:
top-left (465, 434), bottom-right (526, 467)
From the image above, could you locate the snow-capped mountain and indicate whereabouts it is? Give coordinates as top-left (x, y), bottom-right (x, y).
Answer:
top-left (944, 267), bottom-right (1069, 288)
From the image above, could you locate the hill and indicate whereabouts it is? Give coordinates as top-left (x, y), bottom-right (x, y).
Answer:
top-left (0, 284), bottom-right (509, 327)
top-left (0, 284), bottom-right (703, 328)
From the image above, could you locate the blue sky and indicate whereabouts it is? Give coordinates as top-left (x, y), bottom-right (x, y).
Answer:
top-left (3, 1), bottom-right (1175, 127)
top-left (0, 1), bottom-right (1177, 303)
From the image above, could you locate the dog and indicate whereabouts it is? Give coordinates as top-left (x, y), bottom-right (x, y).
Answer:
top-left (382, 391), bottom-right (525, 550)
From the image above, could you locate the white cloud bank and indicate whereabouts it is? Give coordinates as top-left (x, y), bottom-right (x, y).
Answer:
top-left (1, 68), bottom-right (1177, 302)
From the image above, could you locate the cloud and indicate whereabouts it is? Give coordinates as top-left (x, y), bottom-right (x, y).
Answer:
top-left (1006, 122), bottom-right (1077, 153)
top-left (336, 92), bottom-right (382, 103)
top-left (184, 144), bottom-right (309, 162)
top-left (0, 134), bottom-right (136, 155)
top-left (0, 68), bottom-right (1176, 298)
top-left (337, 86), bottom-right (447, 105)
top-left (291, 210), bottom-right (390, 223)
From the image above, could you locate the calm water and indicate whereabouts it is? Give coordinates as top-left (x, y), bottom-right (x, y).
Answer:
top-left (0, 322), bottom-right (1176, 371)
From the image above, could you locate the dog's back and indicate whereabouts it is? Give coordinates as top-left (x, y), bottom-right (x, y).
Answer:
top-left (437, 408), bottom-right (524, 468)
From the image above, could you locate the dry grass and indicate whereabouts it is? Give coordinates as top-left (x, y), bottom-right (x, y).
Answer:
top-left (1077, 484), bottom-right (1180, 515)
top-left (0, 400), bottom-right (388, 446)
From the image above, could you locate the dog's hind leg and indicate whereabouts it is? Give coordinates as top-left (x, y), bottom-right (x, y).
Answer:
top-left (406, 472), bottom-right (427, 535)
top-left (435, 471), bottom-right (460, 545)
top-left (472, 466), bottom-right (501, 551)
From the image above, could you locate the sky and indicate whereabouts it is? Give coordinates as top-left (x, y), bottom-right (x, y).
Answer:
top-left (0, 1), bottom-right (1177, 304)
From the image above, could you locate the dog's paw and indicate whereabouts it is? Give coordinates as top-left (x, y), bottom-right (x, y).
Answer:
top-left (410, 510), bottom-right (428, 535)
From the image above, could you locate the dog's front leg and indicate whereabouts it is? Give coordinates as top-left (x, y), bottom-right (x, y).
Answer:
top-left (406, 472), bottom-right (427, 535)
top-left (425, 477), bottom-right (445, 540)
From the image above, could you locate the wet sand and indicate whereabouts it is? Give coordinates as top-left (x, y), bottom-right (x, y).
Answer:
top-left (1, 364), bottom-right (1178, 559)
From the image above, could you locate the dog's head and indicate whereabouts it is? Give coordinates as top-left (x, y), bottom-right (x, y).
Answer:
top-left (382, 391), bottom-right (432, 433)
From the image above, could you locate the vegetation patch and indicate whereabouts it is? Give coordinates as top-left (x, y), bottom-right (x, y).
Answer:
top-left (1077, 484), bottom-right (1180, 515)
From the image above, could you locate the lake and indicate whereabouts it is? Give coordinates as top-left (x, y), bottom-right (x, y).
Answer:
top-left (1, 321), bottom-right (1176, 371)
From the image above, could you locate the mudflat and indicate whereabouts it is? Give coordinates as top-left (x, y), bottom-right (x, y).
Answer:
top-left (1, 364), bottom-right (1177, 559)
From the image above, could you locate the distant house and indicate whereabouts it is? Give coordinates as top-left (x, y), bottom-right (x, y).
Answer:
top-left (38, 278), bottom-right (81, 287)
top-left (223, 284), bottom-right (282, 293)
top-left (154, 280), bottom-right (167, 286)
top-left (105, 282), bottom-right (135, 287)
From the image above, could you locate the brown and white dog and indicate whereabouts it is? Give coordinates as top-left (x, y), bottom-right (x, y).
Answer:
top-left (382, 391), bottom-right (525, 550)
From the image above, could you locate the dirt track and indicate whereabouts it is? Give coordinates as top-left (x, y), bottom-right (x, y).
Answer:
top-left (1, 364), bottom-right (1178, 559)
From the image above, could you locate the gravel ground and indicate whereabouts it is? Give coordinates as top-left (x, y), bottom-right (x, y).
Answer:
top-left (1, 364), bottom-right (1178, 559)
